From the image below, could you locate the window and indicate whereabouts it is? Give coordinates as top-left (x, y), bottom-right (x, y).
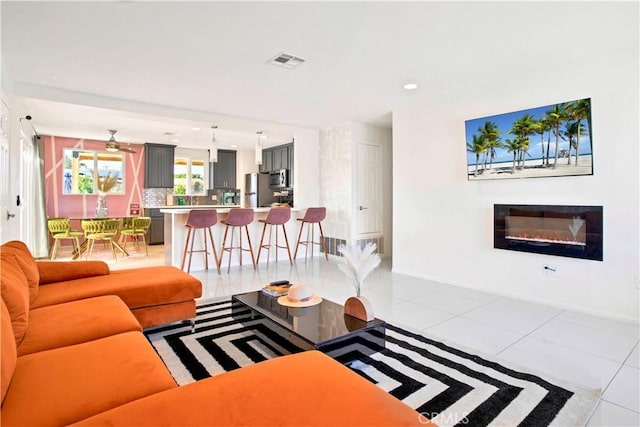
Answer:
top-left (191, 160), bottom-right (205, 194)
top-left (174, 157), bottom-right (206, 195)
top-left (62, 149), bottom-right (125, 194)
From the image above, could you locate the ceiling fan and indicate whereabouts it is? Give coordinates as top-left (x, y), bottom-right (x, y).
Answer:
top-left (104, 129), bottom-right (136, 154)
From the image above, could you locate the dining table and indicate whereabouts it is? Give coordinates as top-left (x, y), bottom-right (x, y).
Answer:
top-left (68, 216), bottom-right (138, 260)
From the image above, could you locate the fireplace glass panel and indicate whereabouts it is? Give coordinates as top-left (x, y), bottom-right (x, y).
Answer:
top-left (494, 204), bottom-right (603, 261)
top-left (505, 216), bottom-right (587, 246)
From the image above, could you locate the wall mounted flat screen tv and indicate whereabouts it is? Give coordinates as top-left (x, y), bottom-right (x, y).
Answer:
top-left (465, 98), bottom-right (592, 181)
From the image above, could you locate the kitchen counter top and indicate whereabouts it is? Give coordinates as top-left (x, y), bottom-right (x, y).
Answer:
top-left (144, 205), bottom-right (240, 209)
top-left (160, 206), bottom-right (299, 214)
top-left (161, 206), bottom-right (303, 271)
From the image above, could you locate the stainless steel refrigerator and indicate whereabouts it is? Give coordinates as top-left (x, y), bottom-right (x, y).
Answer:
top-left (245, 173), bottom-right (276, 208)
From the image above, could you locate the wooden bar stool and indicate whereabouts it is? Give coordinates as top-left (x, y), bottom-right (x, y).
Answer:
top-left (257, 207), bottom-right (292, 266)
top-left (218, 208), bottom-right (256, 273)
top-left (180, 209), bottom-right (220, 274)
top-left (294, 207), bottom-right (329, 261)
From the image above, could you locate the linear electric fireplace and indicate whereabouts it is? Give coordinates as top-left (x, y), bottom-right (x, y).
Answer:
top-left (494, 204), bottom-right (603, 261)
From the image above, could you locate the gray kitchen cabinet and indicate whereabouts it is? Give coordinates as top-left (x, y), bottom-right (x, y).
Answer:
top-left (271, 146), bottom-right (288, 171)
top-left (144, 143), bottom-right (176, 188)
top-left (144, 208), bottom-right (164, 245)
top-left (259, 149), bottom-right (272, 173)
top-left (287, 143), bottom-right (294, 186)
top-left (258, 143), bottom-right (293, 173)
top-left (211, 149), bottom-right (236, 188)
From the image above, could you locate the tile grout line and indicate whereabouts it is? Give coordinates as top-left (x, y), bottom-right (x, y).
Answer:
top-left (495, 308), bottom-right (565, 357)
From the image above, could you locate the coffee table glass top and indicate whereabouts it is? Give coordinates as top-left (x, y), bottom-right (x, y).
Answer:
top-left (232, 291), bottom-right (385, 347)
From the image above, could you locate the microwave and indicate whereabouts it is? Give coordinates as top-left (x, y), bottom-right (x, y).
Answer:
top-left (269, 169), bottom-right (289, 188)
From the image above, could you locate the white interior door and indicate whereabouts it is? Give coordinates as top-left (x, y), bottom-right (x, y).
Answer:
top-left (355, 142), bottom-right (382, 236)
top-left (0, 100), bottom-right (10, 241)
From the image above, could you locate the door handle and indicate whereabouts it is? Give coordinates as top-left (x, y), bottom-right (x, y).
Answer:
top-left (6, 211), bottom-right (16, 221)
top-left (358, 206), bottom-right (368, 211)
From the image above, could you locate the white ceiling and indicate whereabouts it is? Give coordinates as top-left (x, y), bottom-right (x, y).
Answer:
top-left (2, 1), bottom-right (637, 149)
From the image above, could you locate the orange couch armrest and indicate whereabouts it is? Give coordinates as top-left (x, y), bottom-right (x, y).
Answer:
top-left (36, 261), bottom-right (110, 285)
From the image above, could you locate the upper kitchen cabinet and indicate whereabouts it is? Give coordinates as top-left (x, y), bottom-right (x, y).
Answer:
top-left (144, 143), bottom-right (176, 188)
top-left (271, 145), bottom-right (288, 171)
top-left (287, 143), bottom-right (294, 186)
top-left (259, 143), bottom-right (294, 174)
top-left (211, 149), bottom-right (236, 188)
top-left (259, 150), bottom-right (272, 173)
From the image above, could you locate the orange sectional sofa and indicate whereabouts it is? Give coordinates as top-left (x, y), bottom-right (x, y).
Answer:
top-left (1, 240), bottom-right (430, 426)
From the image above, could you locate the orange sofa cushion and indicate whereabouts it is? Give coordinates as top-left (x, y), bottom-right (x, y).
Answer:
top-left (1, 242), bottom-right (39, 304)
top-left (1, 331), bottom-right (177, 427)
top-left (1, 300), bottom-right (17, 404)
top-left (0, 253), bottom-right (30, 345)
top-left (37, 260), bottom-right (110, 285)
top-left (132, 299), bottom-right (196, 329)
top-left (71, 351), bottom-right (429, 427)
top-left (17, 296), bottom-right (142, 356)
top-left (31, 266), bottom-right (202, 310)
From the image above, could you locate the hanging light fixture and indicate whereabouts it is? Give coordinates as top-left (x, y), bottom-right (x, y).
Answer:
top-left (255, 131), bottom-right (263, 165)
top-left (209, 125), bottom-right (218, 163)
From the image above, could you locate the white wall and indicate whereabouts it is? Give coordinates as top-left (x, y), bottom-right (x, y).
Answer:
top-left (392, 48), bottom-right (639, 322)
top-left (292, 128), bottom-right (320, 210)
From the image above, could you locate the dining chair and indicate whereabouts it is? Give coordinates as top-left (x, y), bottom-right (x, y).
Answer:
top-left (81, 219), bottom-right (121, 260)
top-left (120, 217), bottom-right (152, 255)
top-left (47, 218), bottom-right (84, 260)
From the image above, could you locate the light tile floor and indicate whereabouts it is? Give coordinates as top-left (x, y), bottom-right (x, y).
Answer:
top-left (88, 245), bottom-right (639, 426)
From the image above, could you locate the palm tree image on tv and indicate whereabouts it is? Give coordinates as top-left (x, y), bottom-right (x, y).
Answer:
top-left (465, 98), bottom-right (592, 180)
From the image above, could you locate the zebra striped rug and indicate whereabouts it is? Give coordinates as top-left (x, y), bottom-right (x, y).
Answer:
top-left (144, 299), bottom-right (599, 427)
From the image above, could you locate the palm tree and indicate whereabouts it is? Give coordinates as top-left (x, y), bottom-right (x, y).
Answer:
top-left (486, 138), bottom-right (504, 170)
top-left (545, 103), bottom-right (571, 169)
top-left (517, 137), bottom-right (531, 169)
top-left (467, 134), bottom-right (487, 176)
top-left (478, 121), bottom-right (501, 170)
top-left (562, 121), bottom-right (587, 165)
top-left (508, 114), bottom-right (537, 169)
top-left (537, 117), bottom-right (552, 166)
top-left (567, 99), bottom-right (591, 166)
top-left (505, 138), bottom-right (520, 174)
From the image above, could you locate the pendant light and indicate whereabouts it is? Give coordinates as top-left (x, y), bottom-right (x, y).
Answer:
top-left (255, 131), bottom-right (263, 165)
top-left (209, 125), bottom-right (218, 163)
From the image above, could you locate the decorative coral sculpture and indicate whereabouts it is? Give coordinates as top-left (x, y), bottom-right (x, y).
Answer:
top-left (337, 242), bottom-right (381, 297)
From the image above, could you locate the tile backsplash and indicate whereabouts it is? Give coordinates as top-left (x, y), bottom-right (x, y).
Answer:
top-left (142, 188), bottom-right (172, 207)
top-left (142, 188), bottom-right (239, 207)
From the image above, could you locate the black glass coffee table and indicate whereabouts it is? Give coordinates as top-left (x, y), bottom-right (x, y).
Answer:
top-left (231, 291), bottom-right (386, 361)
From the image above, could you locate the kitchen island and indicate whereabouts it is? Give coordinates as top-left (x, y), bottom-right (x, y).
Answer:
top-left (160, 206), bottom-right (303, 271)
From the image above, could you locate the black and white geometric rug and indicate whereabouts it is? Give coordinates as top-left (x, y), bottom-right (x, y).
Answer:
top-left (144, 299), bottom-right (599, 427)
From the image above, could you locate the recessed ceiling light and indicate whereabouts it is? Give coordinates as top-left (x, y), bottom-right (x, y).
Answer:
top-left (171, 139), bottom-right (180, 143)
top-left (231, 145), bottom-right (237, 148)
top-left (191, 127), bottom-right (201, 131)
top-left (403, 83), bottom-right (419, 90)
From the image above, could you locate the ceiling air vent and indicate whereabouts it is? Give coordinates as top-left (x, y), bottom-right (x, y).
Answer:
top-left (267, 52), bottom-right (306, 69)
